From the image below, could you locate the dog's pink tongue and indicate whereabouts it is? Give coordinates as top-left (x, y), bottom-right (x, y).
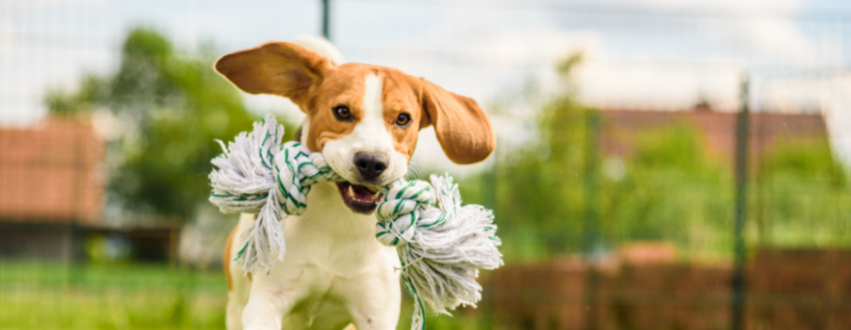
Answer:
top-left (351, 184), bottom-right (380, 202)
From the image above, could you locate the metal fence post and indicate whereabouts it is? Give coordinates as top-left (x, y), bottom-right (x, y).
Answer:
top-left (321, 0), bottom-right (331, 40)
top-left (583, 109), bottom-right (600, 330)
top-left (479, 136), bottom-right (499, 329)
top-left (731, 76), bottom-right (750, 330)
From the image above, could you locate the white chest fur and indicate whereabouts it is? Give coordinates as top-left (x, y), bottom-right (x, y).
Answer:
top-left (227, 182), bottom-right (402, 330)
top-left (282, 182), bottom-right (399, 276)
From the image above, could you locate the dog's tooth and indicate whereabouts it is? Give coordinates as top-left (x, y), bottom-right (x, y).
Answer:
top-left (372, 190), bottom-right (380, 199)
top-left (348, 186), bottom-right (355, 197)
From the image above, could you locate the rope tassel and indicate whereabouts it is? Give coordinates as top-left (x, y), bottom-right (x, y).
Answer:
top-left (378, 176), bottom-right (503, 330)
top-left (209, 114), bottom-right (503, 330)
top-left (209, 116), bottom-right (287, 272)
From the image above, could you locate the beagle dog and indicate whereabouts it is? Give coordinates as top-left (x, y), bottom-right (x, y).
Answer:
top-left (216, 40), bottom-right (495, 330)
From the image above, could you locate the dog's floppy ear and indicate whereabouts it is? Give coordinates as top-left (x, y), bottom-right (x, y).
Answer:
top-left (419, 79), bottom-right (495, 164)
top-left (214, 42), bottom-right (332, 108)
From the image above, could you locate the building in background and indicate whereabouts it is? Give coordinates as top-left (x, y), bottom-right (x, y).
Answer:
top-left (599, 106), bottom-right (828, 169)
top-left (0, 117), bottom-right (104, 260)
top-left (0, 117), bottom-right (178, 262)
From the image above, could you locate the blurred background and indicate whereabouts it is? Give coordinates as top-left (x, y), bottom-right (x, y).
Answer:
top-left (1, 0), bottom-right (850, 329)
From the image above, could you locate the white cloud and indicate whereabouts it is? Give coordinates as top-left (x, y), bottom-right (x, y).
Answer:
top-left (411, 7), bottom-right (602, 68)
top-left (474, 28), bottom-right (600, 67)
top-left (542, 0), bottom-right (836, 111)
top-left (576, 61), bottom-right (743, 111)
top-left (633, 0), bottom-right (834, 66)
top-left (0, 21), bottom-right (15, 54)
top-left (744, 20), bottom-right (817, 62)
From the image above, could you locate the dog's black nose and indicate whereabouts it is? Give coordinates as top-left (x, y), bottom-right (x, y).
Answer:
top-left (354, 152), bottom-right (388, 181)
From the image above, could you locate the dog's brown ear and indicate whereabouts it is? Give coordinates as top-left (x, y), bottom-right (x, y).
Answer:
top-left (214, 42), bottom-right (332, 108)
top-left (419, 79), bottom-right (495, 164)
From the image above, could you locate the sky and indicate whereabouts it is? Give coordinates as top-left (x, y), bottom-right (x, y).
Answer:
top-left (2, 0), bottom-right (851, 169)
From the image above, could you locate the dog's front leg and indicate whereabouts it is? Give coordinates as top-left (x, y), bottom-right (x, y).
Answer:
top-left (241, 273), bottom-right (303, 330)
top-left (339, 269), bottom-right (401, 330)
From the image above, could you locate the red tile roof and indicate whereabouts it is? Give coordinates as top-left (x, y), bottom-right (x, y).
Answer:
top-left (598, 109), bottom-right (828, 167)
top-left (0, 117), bottom-right (105, 224)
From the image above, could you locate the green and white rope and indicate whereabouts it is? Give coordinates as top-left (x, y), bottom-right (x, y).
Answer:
top-left (209, 114), bottom-right (503, 330)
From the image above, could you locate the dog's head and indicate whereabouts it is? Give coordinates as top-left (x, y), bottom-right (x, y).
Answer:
top-left (215, 42), bottom-right (495, 214)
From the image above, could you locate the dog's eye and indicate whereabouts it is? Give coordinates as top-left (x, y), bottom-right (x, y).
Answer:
top-left (333, 105), bottom-right (351, 121)
top-left (395, 113), bottom-right (411, 127)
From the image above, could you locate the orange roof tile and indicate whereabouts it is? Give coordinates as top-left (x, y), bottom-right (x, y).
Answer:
top-left (0, 117), bottom-right (105, 224)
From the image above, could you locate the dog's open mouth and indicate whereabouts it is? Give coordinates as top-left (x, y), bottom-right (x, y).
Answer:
top-left (336, 181), bottom-right (383, 214)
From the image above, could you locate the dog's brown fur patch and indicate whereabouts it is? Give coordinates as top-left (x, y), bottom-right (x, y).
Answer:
top-left (223, 225), bottom-right (238, 291)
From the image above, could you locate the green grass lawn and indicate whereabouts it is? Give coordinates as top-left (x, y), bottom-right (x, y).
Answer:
top-left (0, 262), bottom-right (480, 330)
top-left (0, 262), bottom-right (227, 330)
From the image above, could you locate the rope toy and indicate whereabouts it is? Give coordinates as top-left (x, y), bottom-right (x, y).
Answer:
top-left (209, 114), bottom-right (503, 330)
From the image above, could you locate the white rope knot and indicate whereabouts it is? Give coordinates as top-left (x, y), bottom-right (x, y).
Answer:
top-left (375, 180), bottom-right (436, 247)
top-left (273, 141), bottom-right (340, 216)
top-left (209, 114), bottom-right (503, 330)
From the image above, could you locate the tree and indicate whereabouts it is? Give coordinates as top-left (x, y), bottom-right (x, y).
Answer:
top-left (459, 53), bottom-right (592, 261)
top-left (46, 28), bottom-right (284, 221)
top-left (459, 54), bottom-right (732, 261)
top-left (461, 53), bottom-right (850, 262)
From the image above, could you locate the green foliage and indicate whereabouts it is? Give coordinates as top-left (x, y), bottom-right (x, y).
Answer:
top-left (761, 139), bottom-right (847, 187)
top-left (598, 125), bottom-right (733, 260)
top-left (45, 76), bottom-right (107, 116)
top-left (460, 56), bottom-right (850, 262)
top-left (755, 140), bottom-right (851, 248)
top-left (458, 62), bottom-right (593, 262)
top-left (46, 28), bottom-right (294, 220)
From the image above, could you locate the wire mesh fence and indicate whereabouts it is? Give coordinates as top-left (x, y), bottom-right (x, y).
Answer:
top-left (1, 1), bottom-right (851, 329)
